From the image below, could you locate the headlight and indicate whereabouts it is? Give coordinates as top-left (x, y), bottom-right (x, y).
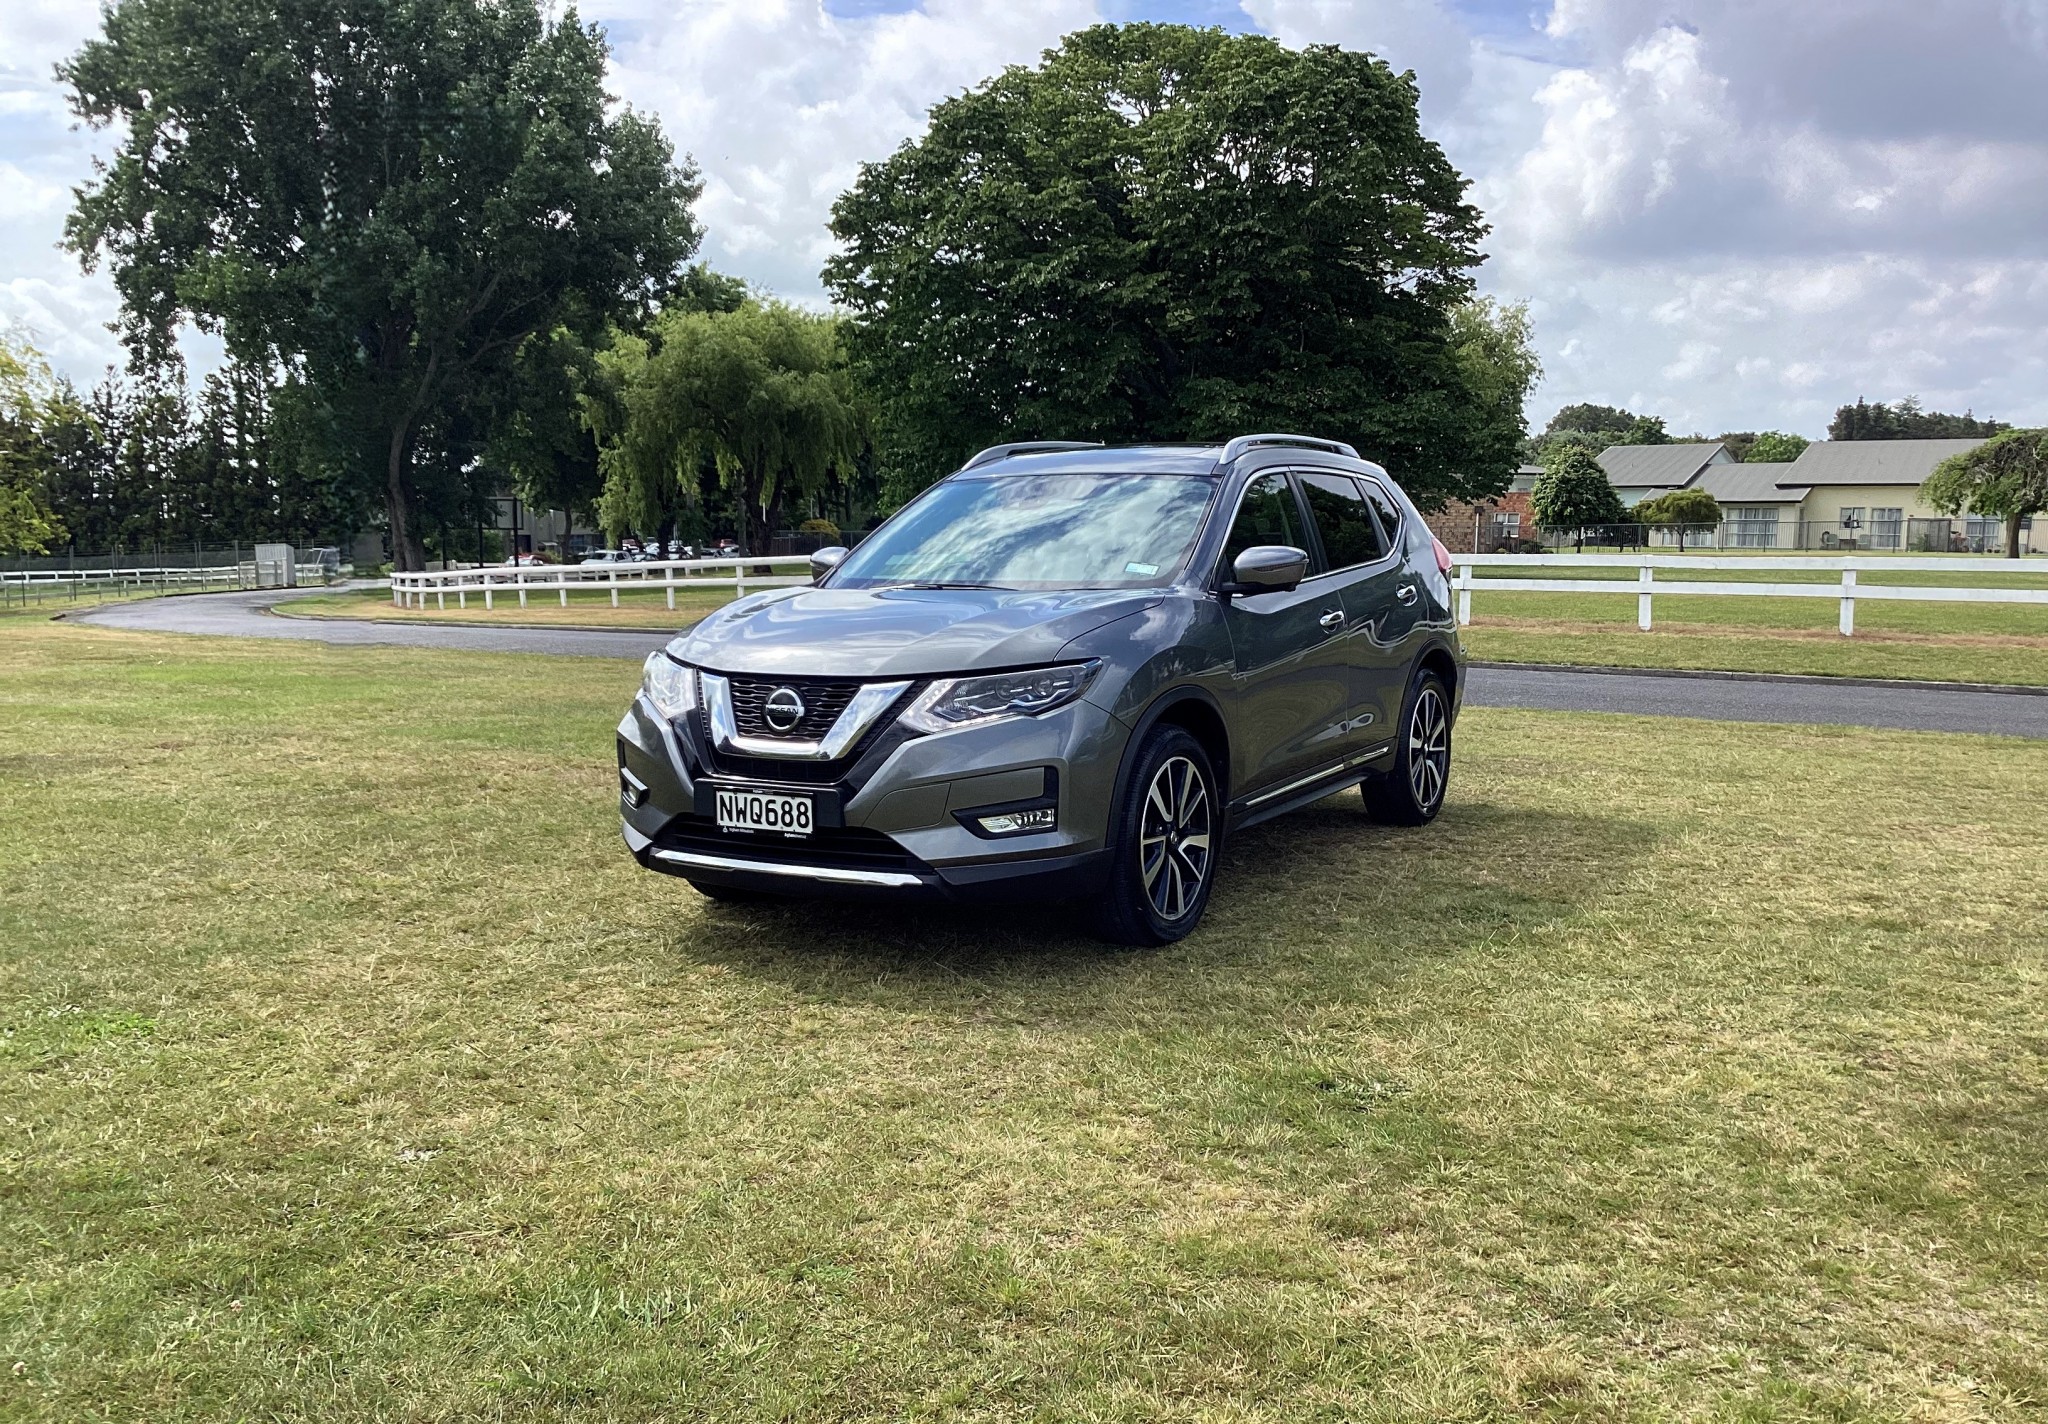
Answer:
top-left (642, 653), bottom-right (696, 719)
top-left (901, 661), bottom-right (1101, 733)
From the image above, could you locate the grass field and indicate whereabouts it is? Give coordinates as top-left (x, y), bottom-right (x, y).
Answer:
top-left (4, 621), bottom-right (2046, 1420)
top-left (279, 569), bottom-right (2048, 685)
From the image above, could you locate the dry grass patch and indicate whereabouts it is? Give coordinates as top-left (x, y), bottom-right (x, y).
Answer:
top-left (2, 621), bottom-right (2045, 1421)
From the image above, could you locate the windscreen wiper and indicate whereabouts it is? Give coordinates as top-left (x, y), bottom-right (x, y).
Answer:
top-left (892, 580), bottom-right (1015, 591)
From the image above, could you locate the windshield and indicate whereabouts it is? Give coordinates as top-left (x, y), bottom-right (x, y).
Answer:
top-left (830, 473), bottom-right (1217, 591)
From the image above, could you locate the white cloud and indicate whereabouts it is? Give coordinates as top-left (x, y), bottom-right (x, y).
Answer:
top-left (602, 0), bottom-right (1100, 301)
top-left (3, 0), bottom-right (2046, 436)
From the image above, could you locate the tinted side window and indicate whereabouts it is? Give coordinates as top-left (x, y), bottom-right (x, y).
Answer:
top-left (1219, 473), bottom-right (1310, 576)
top-left (1361, 481), bottom-right (1404, 547)
top-left (1298, 473), bottom-right (1386, 570)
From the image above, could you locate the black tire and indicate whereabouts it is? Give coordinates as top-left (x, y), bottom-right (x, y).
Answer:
top-left (687, 879), bottom-right (773, 904)
top-left (1361, 666), bottom-right (1452, 826)
top-left (1093, 725), bottom-right (1220, 947)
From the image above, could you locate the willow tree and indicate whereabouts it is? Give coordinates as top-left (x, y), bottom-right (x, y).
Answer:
top-left (0, 334), bottom-right (77, 555)
top-left (1925, 429), bottom-right (2048, 559)
top-left (590, 302), bottom-right (867, 551)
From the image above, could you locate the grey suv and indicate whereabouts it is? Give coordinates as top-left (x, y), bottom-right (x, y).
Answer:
top-left (617, 434), bottom-right (1465, 944)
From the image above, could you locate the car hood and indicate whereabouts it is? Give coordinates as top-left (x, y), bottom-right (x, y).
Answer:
top-left (670, 586), bottom-right (1167, 678)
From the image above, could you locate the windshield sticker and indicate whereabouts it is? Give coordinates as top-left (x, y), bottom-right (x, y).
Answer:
top-left (1123, 561), bottom-right (1159, 576)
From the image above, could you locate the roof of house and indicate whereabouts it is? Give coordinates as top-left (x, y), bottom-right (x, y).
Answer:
top-left (1782, 438), bottom-right (1986, 487)
top-left (1693, 463), bottom-right (1810, 504)
top-left (1597, 443), bottom-right (1727, 489)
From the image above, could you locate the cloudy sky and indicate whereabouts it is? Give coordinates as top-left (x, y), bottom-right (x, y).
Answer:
top-left (3, 0), bottom-right (2044, 437)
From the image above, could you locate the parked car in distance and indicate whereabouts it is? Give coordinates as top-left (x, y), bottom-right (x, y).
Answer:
top-left (617, 434), bottom-right (1464, 945)
top-left (580, 550), bottom-right (629, 565)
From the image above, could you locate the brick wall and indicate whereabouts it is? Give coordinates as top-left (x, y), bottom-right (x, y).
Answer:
top-left (1423, 489), bottom-right (1535, 553)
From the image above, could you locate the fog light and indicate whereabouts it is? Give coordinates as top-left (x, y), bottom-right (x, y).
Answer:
top-left (619, 764), bottom-right (650, 808)
top-left (977, 806), bottom-right (1056, 836)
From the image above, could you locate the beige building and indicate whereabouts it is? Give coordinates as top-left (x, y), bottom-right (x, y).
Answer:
top-left (1584, 437), bottom-right (2022, 552)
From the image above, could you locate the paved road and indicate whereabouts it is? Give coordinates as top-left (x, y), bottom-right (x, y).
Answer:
top-left (72, 587), bottom-right (2048, 738)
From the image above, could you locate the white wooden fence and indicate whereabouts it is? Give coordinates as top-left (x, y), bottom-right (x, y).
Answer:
top-left (1450, 553), bottom-right (2048, 636)
top-left (0, 561), bottom-right (319, 606)
top-left (388, 556), bottom-right (816, 611)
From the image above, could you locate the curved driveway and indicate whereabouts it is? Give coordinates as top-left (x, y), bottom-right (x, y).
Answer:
top-left (72, 587), bottom-right (2048, 739)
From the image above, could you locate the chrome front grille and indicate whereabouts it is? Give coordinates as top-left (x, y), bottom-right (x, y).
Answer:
top-left (727, 676), bottom-right (862, 740)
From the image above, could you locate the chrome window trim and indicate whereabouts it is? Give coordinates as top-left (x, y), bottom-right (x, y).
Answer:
top-left (701, 673), bottom-right (913, 761)
top-left (1211, 469), bottom-right (1319, 589)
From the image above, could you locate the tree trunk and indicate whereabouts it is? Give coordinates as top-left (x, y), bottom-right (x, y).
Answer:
top-left (2007, 511), bottom-right (2023, 559)
top-left (385, 422), bottom-right (426, 572)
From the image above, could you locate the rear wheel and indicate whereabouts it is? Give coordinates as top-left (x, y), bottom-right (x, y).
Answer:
top-left (1362, 667), bottom-right (1452, 826)
top-left (1094, 726), bottom-right (1219, 946)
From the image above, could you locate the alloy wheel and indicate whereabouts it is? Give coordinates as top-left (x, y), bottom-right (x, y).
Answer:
top-left (1139, 754), bottom-right (1213, 922)
top-left (1407, 685), bottom-right (1449, 812)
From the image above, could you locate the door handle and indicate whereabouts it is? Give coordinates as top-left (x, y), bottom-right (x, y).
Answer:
top-left (1318, 609), bottom-right (1346, 633)
top-left (1395, 582), bottom-right (1419, 605)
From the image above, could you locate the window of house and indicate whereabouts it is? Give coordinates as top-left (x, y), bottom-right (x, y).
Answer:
top-left (1870, 506), bottom-right (1904, 549)
top-left (1493, 511), bottom-right (1522, 538)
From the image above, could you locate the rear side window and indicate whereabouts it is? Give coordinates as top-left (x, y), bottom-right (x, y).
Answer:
top-left (1361, 481), bottom-right (1405, 547)
top-left (1298, 473), bottom-right (1386, 570)
top-left (1219, 472), bottom-right (1310, 576)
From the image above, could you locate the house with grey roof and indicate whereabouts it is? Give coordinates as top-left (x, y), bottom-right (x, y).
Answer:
top-left (1595, 443), bottom-right (1731, 505)
top-left (1579, 436), bottom-right (2017, 550)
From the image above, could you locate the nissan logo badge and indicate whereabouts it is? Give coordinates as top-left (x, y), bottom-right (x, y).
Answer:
top-left (763, 686), bottom-right (806, 733)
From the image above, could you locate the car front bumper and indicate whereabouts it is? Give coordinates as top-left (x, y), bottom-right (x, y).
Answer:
top-left (617, 688), bottom-right (1128, 902)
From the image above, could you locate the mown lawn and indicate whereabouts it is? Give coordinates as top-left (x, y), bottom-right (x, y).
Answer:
top-left (282, 573), bottom-right (2048, 685)
top-left (3, 622), bottom-right (2046, 1421)
top-left (1463, 583), bottom-right (2048, 685)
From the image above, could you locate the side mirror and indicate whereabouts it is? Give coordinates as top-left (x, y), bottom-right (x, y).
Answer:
top-left (809, 545), bottom-right (850, 581)
top-left (1222, 544), bottom-right (1309, 598)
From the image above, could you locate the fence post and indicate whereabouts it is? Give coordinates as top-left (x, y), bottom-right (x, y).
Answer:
top-left (518, 575), bottom-right (528, 610)
top-left (734, 560), bottom-right (746, 602)
top-left (610, 569), bottom-right (620, 608)
top-left (1839, 568), bottom-right (1856, 636)
top-left (666, 577), bottom-right (676, 611)
top-left (1638, 563), bottom-right (1654, 631)
top-left (559, 579), bottom-right (568, 607)
top-left (483, 572), bottom-right (493, 611)
top-left (1456, 563), bottom-right (1472, 626)
top-left (393, 576), bottom-right (403, 609)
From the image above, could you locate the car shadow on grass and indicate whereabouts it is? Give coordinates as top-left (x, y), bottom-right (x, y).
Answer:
top-left (668, 793), bottom-right (1664, 1020)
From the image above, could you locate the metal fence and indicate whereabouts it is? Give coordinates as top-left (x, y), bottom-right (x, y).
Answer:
top-left (388, 556), bottom-right (816, 610)
top-left (1450, 552), bottom-right (2048, 636)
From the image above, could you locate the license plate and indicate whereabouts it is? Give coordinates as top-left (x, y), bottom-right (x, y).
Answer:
top-left (714, 787), bottom-right (813, 838)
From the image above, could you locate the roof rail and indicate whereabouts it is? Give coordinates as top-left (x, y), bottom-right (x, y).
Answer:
top-left (1218, 433), bottom-right (1360, 465)
top-left (960, 440), bottom-right (1105, 471)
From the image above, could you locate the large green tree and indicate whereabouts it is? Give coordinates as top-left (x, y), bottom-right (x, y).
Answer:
top-left (1924, 429), bottom-right (2048, 559)
top-left (589, 302), bottom-right (869, 553)
top-left (61, 0), bottom-right (703, 569)
top-left (1531, 446), bottom-right (1627, 551)
top-left (825, 23), bottom-right (1506, 508)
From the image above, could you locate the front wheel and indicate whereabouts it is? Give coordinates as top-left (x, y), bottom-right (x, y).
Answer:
top-left (1093, 725), bottom-right (1220, 947)
top-left (1361, 667), bottom-right (1452, 826)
